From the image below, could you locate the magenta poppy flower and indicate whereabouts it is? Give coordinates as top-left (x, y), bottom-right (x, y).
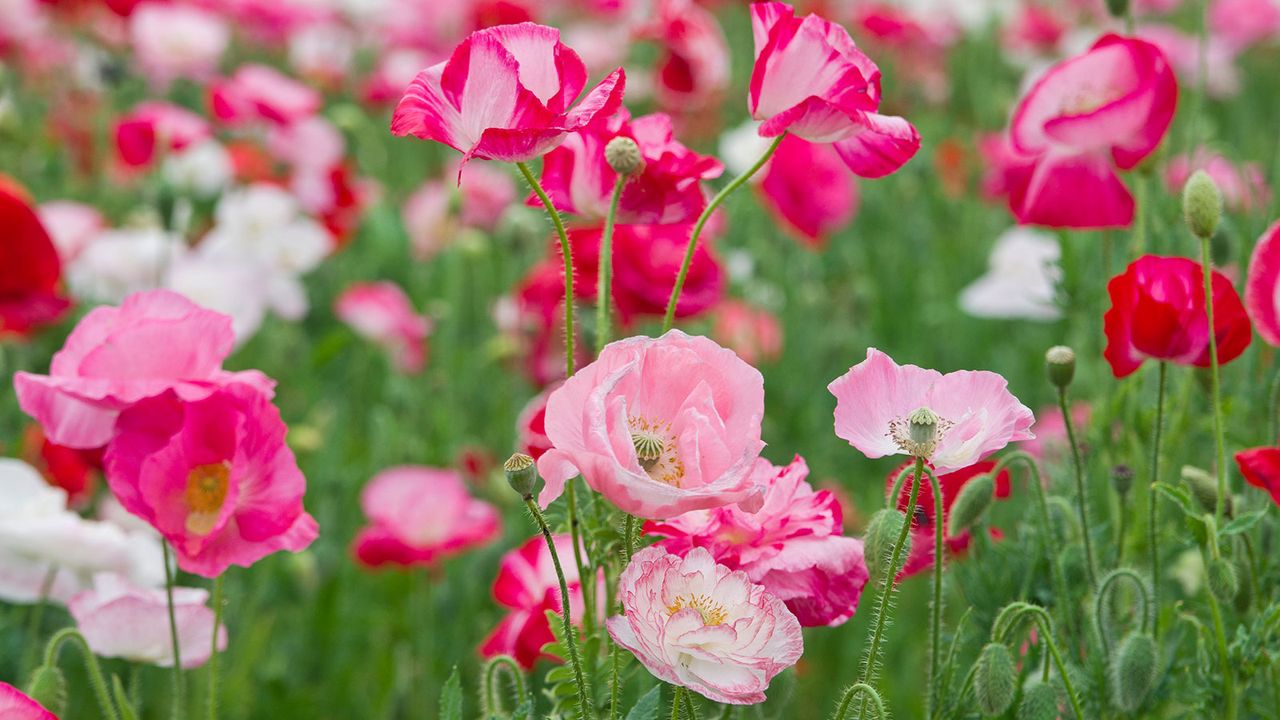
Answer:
top-left (209, 64), bottom-right (322, 126)
top-left (1006, 34), bottom-right (1177, 228)
top-left (1245, 221), bottom-right (1280, 346)
top-left (1104, 255), bottom-right (1252, 377)
top-left (749, 2), bottom-right (920, 178)
top-left (537, 111), bottom-right (723, 225)
top-left (14, 290), bottom-right (273, 450)
top-left (391, 22), bottom-right (625, 165)
top-left (647, 455), bottom-right (868, 627)
top-left (758, 134), bottom-right (858, 246)
top-left (0, 178), bottom-right (71, 340)
top-left (0, 682), bottom-right (56, 720)
top-left (537, 331), bottom-right (765, 519)
top-left (102, 382), bottom-right (317, 578)
top-left (828, 349), bottom-right (1035, 474)
top-left (70, 573), bottom-right (227, 668)
top-left (607, 546), bottom-right (803, 705)
top-left (113, 101), bottom-right (212, 169)
top-left (334, 282), bottom-right (433, 374)
top-left (351, 466), bottom-right (500, 568)
top-left (639, 0), bottom-right (730, 115)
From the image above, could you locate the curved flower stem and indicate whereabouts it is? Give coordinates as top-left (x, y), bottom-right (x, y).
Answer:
top-left (1058, 387), bottom-right (1097, 588)
top-left (162, 542), bottom-right (185, 720)
top-left (524, 497), bottom-right (594, 720)
top-left (516, 161), bottom-right (576, 379)
top-left (831, 683), bottom-right (886, 720)
top-left (207, 575), bottom-right (224, 720)
top-left (1092, 568), bottom-right (1152, 656)
top-left (1199, 236), bottom-right (1229, 528)
top-left (927, 471), bottom-right (945, 719)
top-left (661, 135), bottom-right (784, 332)
top-left (483, 655), bottom-right (528, 716)
top-left (1149, 361), bottom-right (1168, 639)
top-left (597, 176), bottom-right (626, 354)
top-left (857, 456), bottom-right (924, 720)
top-left (43, 627), bottom-right (121, 720)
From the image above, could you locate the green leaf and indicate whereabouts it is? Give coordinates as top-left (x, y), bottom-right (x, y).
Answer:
top-left (111, 676), bottom-right (139, 720)
top-left (440, 667), bottom-right (463, 720)
top-left (625, 686), bottom-right (662, 720)
top-left (1153, 482), bottom-right (1198, 519)
top-left (1220, 509), bottom-right (1268, 536)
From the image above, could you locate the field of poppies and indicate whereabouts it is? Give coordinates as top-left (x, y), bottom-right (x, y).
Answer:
top-left (3, 0), bottom-right (1280, 718)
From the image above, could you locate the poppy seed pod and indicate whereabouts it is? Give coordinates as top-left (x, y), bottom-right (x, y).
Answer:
top-left (864, 508), bottom-right (909, 584)
top-left (504, 452), bottom-right (539, 498)
top-left (24, 665), bottom-right (66, 717)
top-left (604, 136), bottom-right (643, 176)
top-left (974, 642), bottom-right (1018, 716)
top-left (1110, 632), bottom-right (1158, 712)
top-left (1045, 346), bottom-right (1075, 389)
top-left (1183, 170), bottom-right (1223, 240)
top-left (948, 473), bottom-right (995, 537)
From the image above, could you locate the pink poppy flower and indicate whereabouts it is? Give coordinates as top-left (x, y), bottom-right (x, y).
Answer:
top-left (1138, 25), bottom-right (1240, 99)
top-left (14, 289), bottom-right (272, 450)
top-left (129, 2), bottom-right (229, 88)
top-left (102, 382), bottom-right (318, 578)
top-left (710, 300), bottom-right (783, 366)
top-left (647, 455), bottom-right (868, 627)
top-left (977, 132), bottom-right (1037, 203)
top-left (887, 460), bottom-right (1012, 578)
top-left (113, 102), bottom-right (212, 169)
top-left (0, 682), bottom-right (56, 720)
top-left (1165, 149), bottom-right (1269, 212)
top-left (536, 331), bottom-right (765, 519)
top-left (516, 386), bottom-right (555, 461)
top-left (1210, 0), bottom-right (1280, 51)
top-left (480, 533), bottom-right (593, 669)
top-left (537, 111), bottom-right (723, 225)
top-left (390, 22), bottom-right (626, 165)
top-left (1021, 402), bottom-right (1091, 467)
top-left (639, 0), bottom-right (731, 118)
top-left (828, 348), bottom-right (1036, 474)
top-left (69, 573), bottom-right (227, 668)
top-left (457, 161), bottom-right (517, 229)
top-left (1246, 221), bottom-right (1280, 346)
top-left (334, 282), bottom-right (433, 374)
top-left (209, 64), bottom-right (322, 127)
top-left (748, 2), bottom-right (920, 178)
top-left (1006, 34), bottom-right (1177, 228)
top-left (607, 546), bottom-right (803, 704)
top-left (758, 134), bottom-right (858, 246)
top-left (352, 466), bottom-right (500, 568)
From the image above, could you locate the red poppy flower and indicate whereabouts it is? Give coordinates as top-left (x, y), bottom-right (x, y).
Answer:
top-left (1236, 445), bottom-right (1280, 507)
top-left (0, 177), bottom-right (71, 338)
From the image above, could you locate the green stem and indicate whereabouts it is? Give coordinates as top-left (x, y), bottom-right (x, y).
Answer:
top-left (43, 628), bottom-right (121, 720)
top-left (1034, 618), bottom-right (1086, 720)
top-left (516, 161), bottom-right (576, 379)
top-left (524, 497), bottom-right (594, 720)
top-left (597, 176), bottom-right (625, 353)
top-left (928, 469), bottom-right (945, 719)
top-left (567, 482), bottom-right (595, 636)
top-left (1092, 568), bottom-right (1152, 656)
top-left (682, 690), bottom-right (699, 720)
top-left (1199, 237), bottom-right (1229, 530)
top-left (670, 686), bottom-right (686, 720)
top-left (1059, 387), bottom-right (1097, 588)
top-left (831, 684), bottom-right (885, 720)
top-left (661, 135), bottom-right (784, 332)
top-left (163, 542), bottom-right (185, 720)
top-left (1206, 588), bottom-right (1238, 719)
top-left (21, 565), bottom-right (57, 673)
top-left (484, 655), bottom-right (527, 716)
top-left (1150, 361), bottom-right (1168, 640)
top-left (207, 575), bottom-right (224, 720)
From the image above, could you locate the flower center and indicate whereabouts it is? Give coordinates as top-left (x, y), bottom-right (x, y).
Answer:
top-left (184, 462), bottom-right (230, 536)
top-left (888, 406), bottom-right (954, 459)
top-left (628, 416), bottom-right (685, 487)
top-left (667, 593), bottom-right (727, 626)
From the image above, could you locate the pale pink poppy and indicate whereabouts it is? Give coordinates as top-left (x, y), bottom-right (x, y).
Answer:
top-left (1021, 402), bottom-right (1091, 468)
top-left (1007, 34), bottom-right (1177, 228)
top-left (334, 282), bottom-right (432, 374)
top-left (209, 64), bottom-right (322, 126)
top-left (536, 331), bottom-right (765, 519)
top-left (129, 2), bottom-right (229, 88)
top-left (749, 1), bottom-right (920, 178)
top-left (1245, 221), bottom-right (1280, 346)
top-left (113, 102), bottom-right (212, 169)
top-left (758, 134), bottom-right (857, 246)
top-left (70, 573), bottom-right (227, 668)
top-left (1165, 149), bottom-right (1269, 212)
top-left (647, 455), bottom-right (868, 627)
top-left (710, 300), bottom-right (783, 366)
top-left (14, 289), bottom-right (273, 449)
top-left (352, 466), bottom-right (499, 568)
top-left (102, 382), bottom-right (317, 578)
top-left (607, 546), bottom-right (803, 704)
top-left (0, 682), bottom-right (56, 720)
top-left (1138, 25), bottom-right (1240, 98)
top-left (828, 348), bottom-right (1036, 474)
top-left (391, 22), bottom-right (626, 165)
top-left (38, 201), bottom-right (104, 264)
top-left (401, 181), bottom-right (454, 260)
top-left (1210, 0), bottom-right (1280, 50)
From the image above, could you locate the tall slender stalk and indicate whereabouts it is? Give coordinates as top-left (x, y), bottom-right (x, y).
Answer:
top-left (1059, 387), bottom-right (1097, 588)
top-left (1199, 237), bottom-right (1229, 527)
top-left (163, 542), bottom-right (185, 720)
top-left (1149, 361), bottom-right (1168, 639)
top-left (516, 161), bottom-right (576, 379)
top-left (207, 575), bottom-right (224, 720)
top-left (927, 471), bottom-right (945, 719)
top-left (597, 176), bottom-right (626, 353)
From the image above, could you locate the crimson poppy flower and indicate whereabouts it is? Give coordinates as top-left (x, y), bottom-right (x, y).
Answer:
top-left (0, 177), bottom-right (71, 338)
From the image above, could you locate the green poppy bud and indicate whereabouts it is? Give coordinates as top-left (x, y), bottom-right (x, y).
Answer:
top-left (1111, 465), bottom-right (1134, 497)
top-left (25, 664), bottom-right (67, 717)
top-left (948, 473), bottom-right (995, 537)
top-left (1018, 678), bottom-right (1060, 720)
top-left (864, 508), bottom-right (909, 585)
top-left (974, 642), bottom-right (1018, 717)
top-left (1183, 170), bottom-right (1223, 240)
top-left (1110, 633), bottom-right (1158, 712)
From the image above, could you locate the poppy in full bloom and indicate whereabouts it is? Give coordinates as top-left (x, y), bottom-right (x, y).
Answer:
top-left (887, 460), bottom-right (1012, 578)
top-left (1245, 221), bottom-right (1280, 346)
top-left (70, 573), bottom-right (227, 668)
top-left (209, 64), bottom-right (322, 127)
top-left (828, 349), bottom-right (1035, 474)
top-left (129, 2), bottom-right (229, 89)
top-left (749, 2), bottom-right (920, 178)
top-left (0, 177), bottom-right (71, 339)
top-left (390, 22), bottom-right (625, 165)
top-left (646, 455), bottom-right (869, 627)
top-left (1103, 255), bottom-right (1251, 378)
top-left (0, 682), bottom-right (56, 720)
top-left (515, 386), bottom-right (555, 461)
top-left (607, 546), bottom-right (803, 705)
top-left (1005, 34), bottom-right (1177, 228)
top-left (351, 467), bottom-right (500, 568)
top-left (536, 331), bottom-right (765, 519)
top-left (335, 282), bottom-right (433, 374)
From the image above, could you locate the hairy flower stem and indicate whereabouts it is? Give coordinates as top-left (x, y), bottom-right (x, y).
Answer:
top-left (661, 135), bottom-right (784, 332)
top-left (831, 683), bottom-right (885, 720)
top-left (927, 472), bottom-right (945, 719)
top-left (163, 542), bottom-right (185, 720)
top-left (597, 176), bottom-right (626, 353)
top-left (43, 628), bottom-right (122, 720)
top-left (1092, 568), bottom-right (1152, 656)
top-left (1206, 576), bottom-right (1238, 718)
top-left (524, 497), bottom-right (594, 720)
top-left (1149, 361), bottom-right (1168, 639)
top-left (516, 161), bottom-right (576, 378)
top-left (1199, 236), bottom-right (1229, 527)
top-left (857, 456), bottom-right (924, 720)
top-left (567, 482), bottom-right (595, 636)
top-left (1058, 387), bottom-right (1097, 588)
top-left (483, 655), bottom-right (527, 716)
top-left (207, 575), bottom-right (224, 720)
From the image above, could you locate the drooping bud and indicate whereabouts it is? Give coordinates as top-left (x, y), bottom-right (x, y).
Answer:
top-left (1181, 465), bottom-right (1231, 516)
top-left (864, 508), bottom-right (909, 585)
top-left (1018, 678), bottom-right (1060, 720)
top-left (1110, 633), bottom-right (1158, 713)
top-left (1111, 465), bottom-right (1134, 497)
top-left (973, 642), bottom-right (1018, 716)
top-left (907, 407), bottom-right (940, 458)
top-left (25, 664), bottom-right (67, 717)
top-left (503, 453), bottom-right (540, 498)
top-left (948, 473), bottom-right (995, 537)
top-left (605, 136), bottom-right (644, 176)
top-left (1045, 346), bottom-right (1076, 389)
top-left (1208, 557), bottom-right (1239, 603)
top-left (1182, 169), bottom-right (1223, 240)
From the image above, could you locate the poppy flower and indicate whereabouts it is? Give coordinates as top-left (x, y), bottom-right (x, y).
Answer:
top-left (0, 177), bottom-right (71, 338)
top-left (757, 134), bottom-right (858, 247)
top-left (335, 282), bottom-right (432, 374)
top-left (1236, 442), bottom-right (1280, 507)
top-left (351, 467), bottom-right (500, 568)
top-left (886, 460), bottom-right (1012, 578)
top-left (0, 682), bottom-right (56, 720)
top-left (1244, 221), bottom-right (1280, 346)
top-left (70, 573), bottom-right (227, 668)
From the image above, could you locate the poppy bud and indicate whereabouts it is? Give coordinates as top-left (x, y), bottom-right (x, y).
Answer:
top-left (1208, 557), bottom-right (1239, 603)
top-left (974, 642), bottom-right (1018, 716)
top-left (1018, 678), bottom-right (1060, 720)
top-left (25, 664), bottom-right (67, 717)
top-left (948, 473), bottom-right (995, 536)
top-left (1183, 169), bottom-right (1223, 240)
top-left (1181, 465), bottom-right (1231, 516)
top-left (1105, 0), bottom-right (1130, 17)
top-left (1111, 465), bottom-right (1134, 497)
top-left (605, 137), bottom-right (643, 176)
top-left (864, 508), bottom-right (909, 584)
top-left (504, 452), bottom-right (540, 498)
top-left (1045, 346), bottom-right (1075, 389)
top-left (1110, 632), bottom-right (1158, 712)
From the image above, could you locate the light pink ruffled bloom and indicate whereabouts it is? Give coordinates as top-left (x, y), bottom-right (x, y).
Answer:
top-left (0, 682), bottom-right (56, 720)
top-left (209, 64), bottom-right (322, 126)
top-left (828, 348), bottom-right (1035, 474)
top-left (647, 455), bottom-right (868, 627)
top-left (537, 331), bottom-right (765, 519)
top-left (334, 282), bottom-right (432, 374)
top-left (102, 382), bottom-right (317, 578)
top-left (351, 466), bottom-right (500, 568)
top-left (129, 2), bottom-right (229, 88)
top-left (14, 290), bottom-right (272, 450)
top-left (1246, 221), bottom-right (1280, 346)
top-left (70, 573), bottom-right (227, 668)
top-left (748, 1), bottom-right (920, 178)
top-left (391, 22), bottom-right (625, 165)
top-left (607, 546), bottom-right (803, 705)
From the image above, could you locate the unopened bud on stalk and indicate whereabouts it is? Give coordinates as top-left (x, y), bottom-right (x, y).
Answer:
top-left (1181, 465), bottom-right (1231, 516)
top-left (864, 508), bottom-right (909, 584)
top-left (25, 665), bottom-right (67, 716)
top-left (974, 642), bottom-right (1018, 716)
top-left (1105, 0), bottom-right (1130, 18)
top-left (504, 453), bottom-right (540, 498)
top-left (605, 137), bottom-right (644, 176)
top-left (1018, 678), bottom-right (1060, 720)
top-left (1183, 169), bottom-right (1223, 240)
top-left (1045, 346), bottom-right (1076, 389)
top-left (948, 473), bottom-right (995, 536)
top-left (1111, 465), bottom-right (1134, 497)
top-left (1110, 633), bottom-right (1158, 713)
top-left (1208, 557), bottom-right (1239, 603)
